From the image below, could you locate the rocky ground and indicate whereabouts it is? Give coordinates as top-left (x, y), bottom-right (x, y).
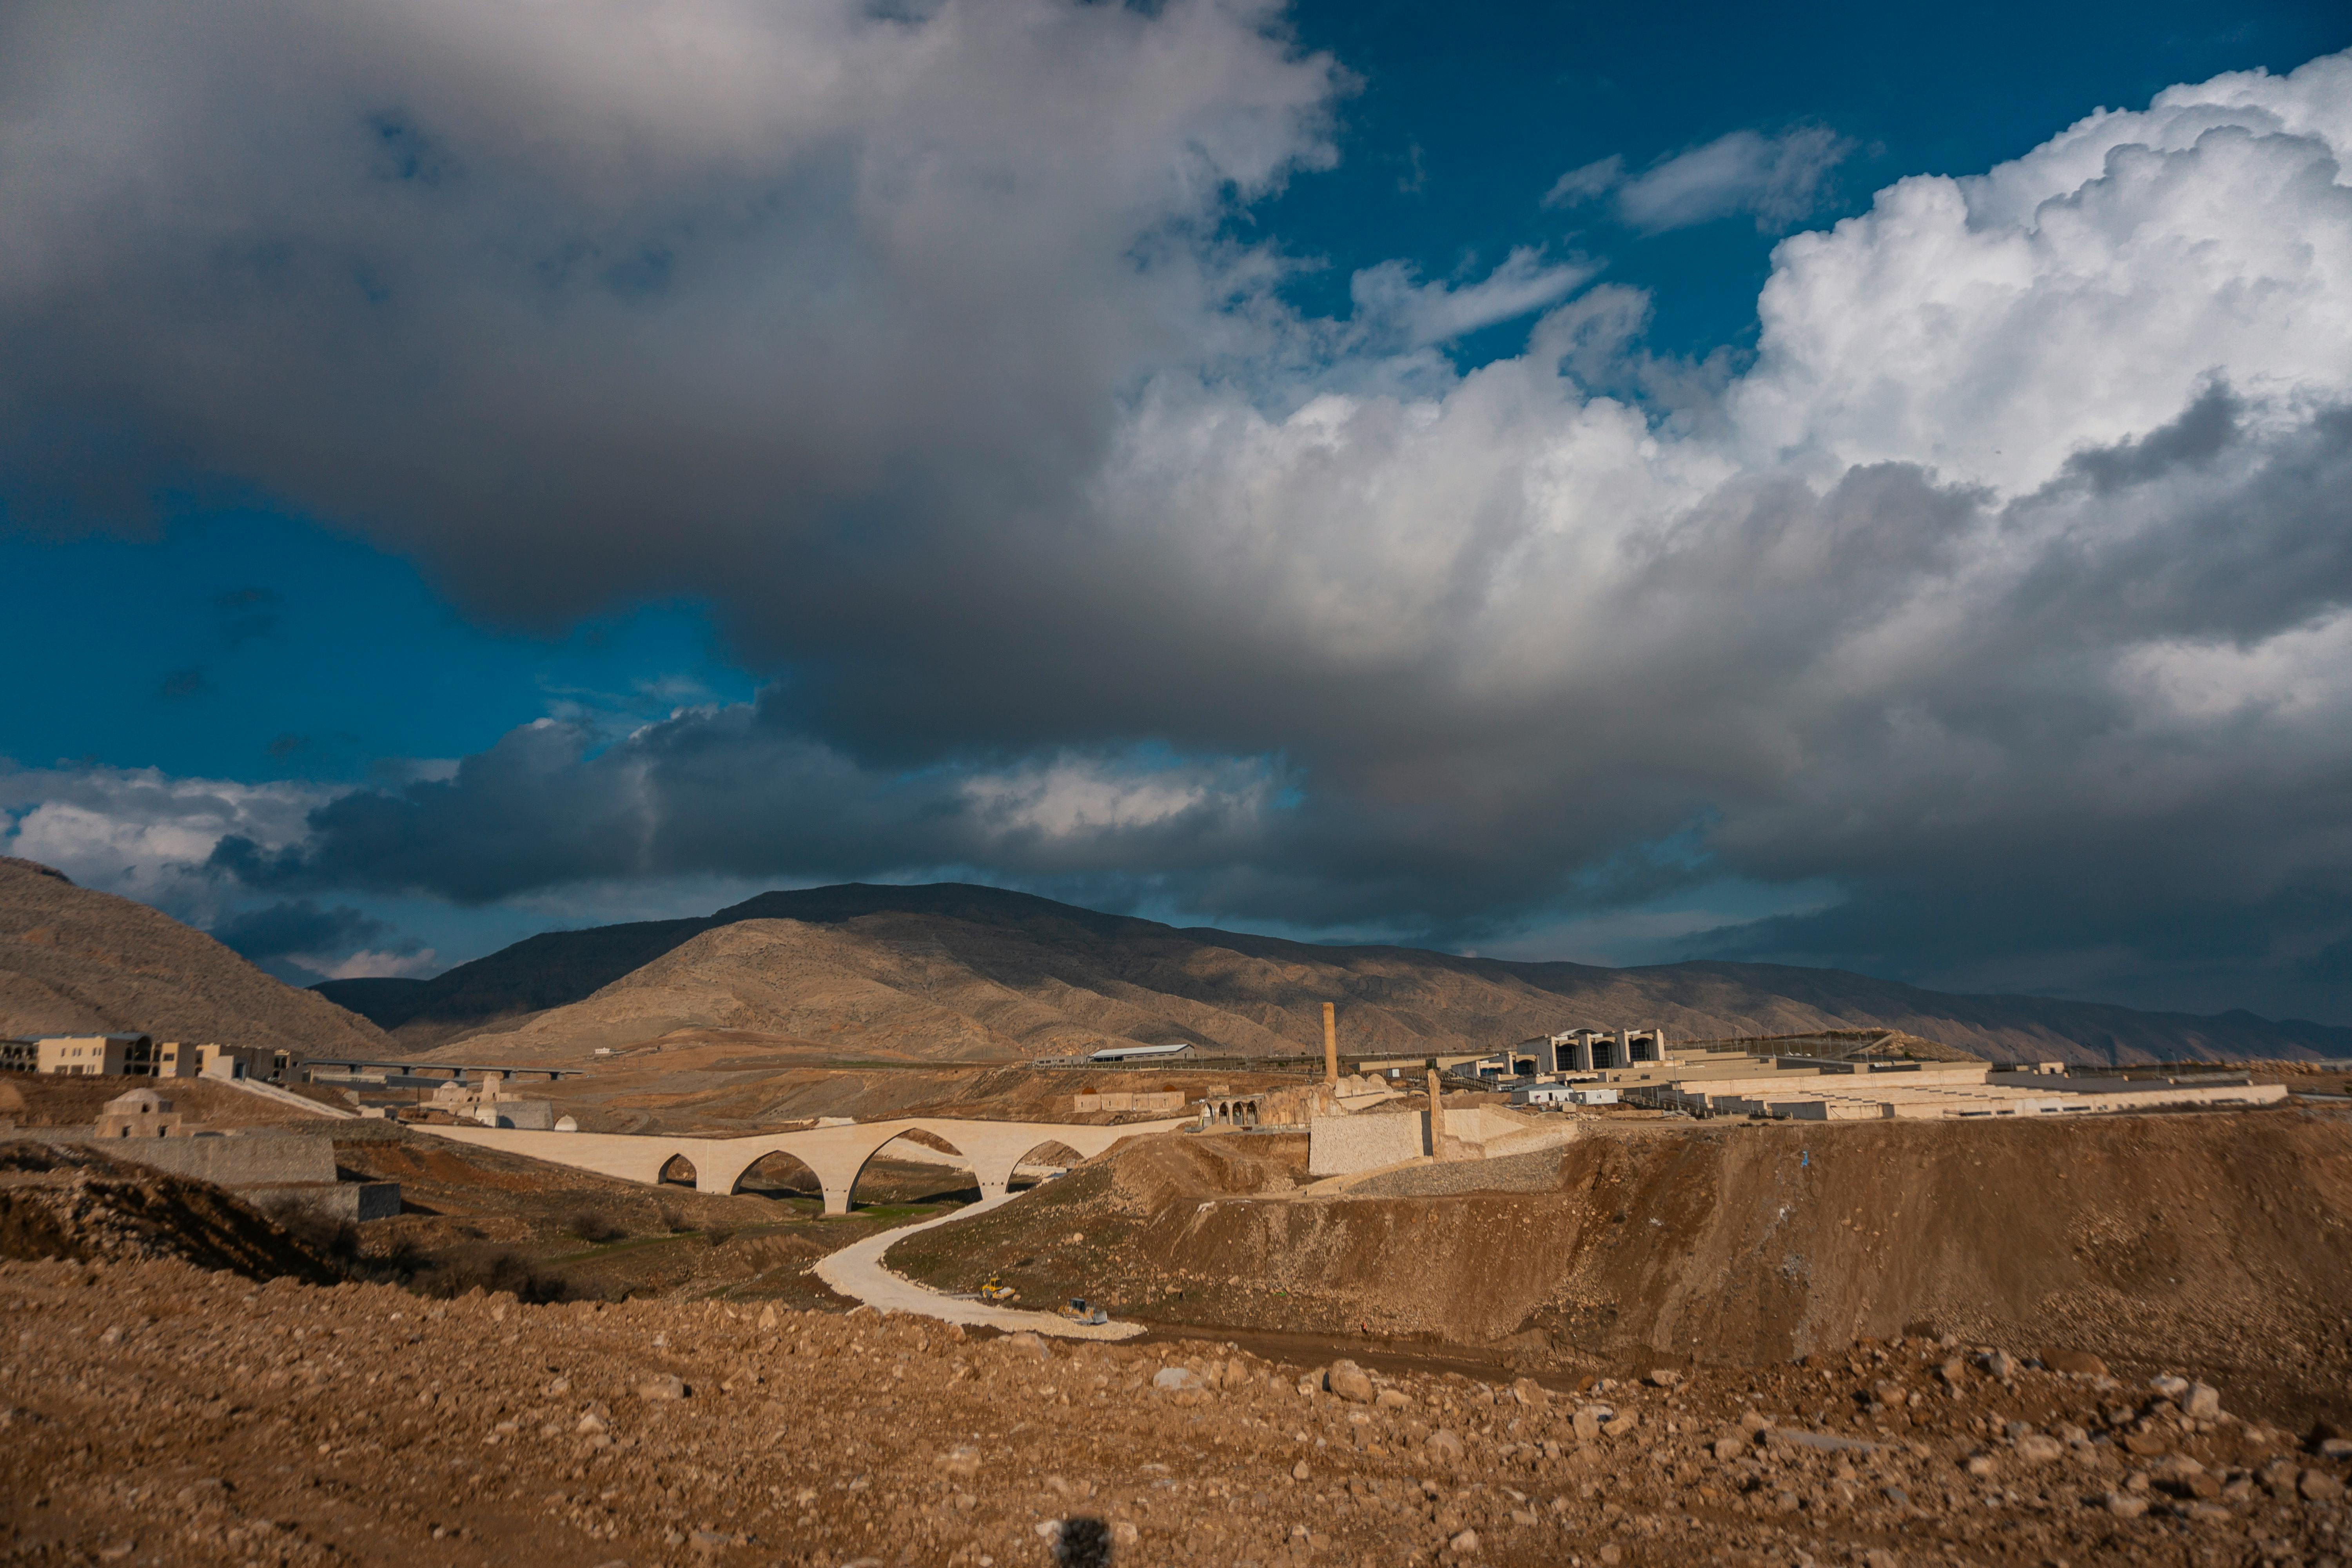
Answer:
top-left (1, 1255), bottom-right (2347, 1568)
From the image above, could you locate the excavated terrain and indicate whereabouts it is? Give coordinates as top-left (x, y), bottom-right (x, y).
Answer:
top-left (894, 1108), bottom-right (2352, 1433)
top-left (2, 1256), bottom-right (2349, 1568)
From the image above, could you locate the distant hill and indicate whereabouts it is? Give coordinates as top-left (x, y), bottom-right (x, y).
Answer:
top-left (0, 857), bottom-right (393, 1056)
top-left (311, 880), bottom-right (2352, 1066)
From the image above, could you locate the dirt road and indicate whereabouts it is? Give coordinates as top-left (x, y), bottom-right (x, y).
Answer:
top-left (815, 1192), bottom-right (1144, 1339)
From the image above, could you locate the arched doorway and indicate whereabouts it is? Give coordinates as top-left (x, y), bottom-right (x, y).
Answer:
top-left (1009, 1139), bottom-right (1085, 1193)
top-left (732, 1148), bottom-right (824, 1212)
top-left (657, 1153), bottom-right (699, 1188)
top-left (847, 1129), bottom-right (976, 1211)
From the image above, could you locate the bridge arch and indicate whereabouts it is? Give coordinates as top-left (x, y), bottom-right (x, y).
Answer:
top-left (657, 1152), bottom-right (699, 1187)
top-left (731, 1147), bottom-right (824, 1207)
top-left (847, 1128), bottom-right (978, 1212)
top-left (1008, 1137), bottom-right (1087, 1192)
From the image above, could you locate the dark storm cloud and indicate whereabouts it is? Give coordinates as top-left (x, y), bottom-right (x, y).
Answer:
top-left (206, 396), bottom-right (2352, 987)
top-left (211, 899), bottom-right (387, 964)
top-left (6, 11), bottom-right (2352, 1017)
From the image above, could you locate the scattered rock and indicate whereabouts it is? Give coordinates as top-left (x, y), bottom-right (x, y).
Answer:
top-left (637, 1374), bottom-right (688, 1401)
top-left (1003, 1332), bottom-right (1050, 1359)
top-left (2013, 1433), bottom-right (2063, 1464)
top-left (2183, 1381), bottom-right (2221, 1419)
top-left (1291, 1460), bottom-right (1312, 1481)
top-left (2301, 1468), bottom-right (2346, 1502)
top-left (1981, 1350), bottom-right (2017, 1380)
top-left (1510, 1376), bottom-right (1546, 1407)
top-left (1446, 1528), bottom-right (1479, 1556)
top-left (1426, 1430), bottom-right (1464, 1463)
top-left (2105, 1491), bottom-right (2149, 1519)
top-left (1325, 1361), bottom-right (1373, 1403)
top-left (1153, 1367), bottom-right (1204, 1393)
top-left (1645, 1368), bottom-right (1682, 1388)
top-left (2150, 1374), bottom-right (2190, 1399)
top-left (2043, 1349), bottom-right (2108, 1377)
top-left (936, 1446), bottom-right (981, 1480)
top-left (1375, 1388), bottom-right (1412, 1411)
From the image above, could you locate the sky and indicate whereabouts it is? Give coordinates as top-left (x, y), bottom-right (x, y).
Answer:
top-left (3, 0), bottom-right (2351, 1021)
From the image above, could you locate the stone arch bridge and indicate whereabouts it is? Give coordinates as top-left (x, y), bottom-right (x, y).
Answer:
top-left (421, 1117), bottom-right (1194, 1214)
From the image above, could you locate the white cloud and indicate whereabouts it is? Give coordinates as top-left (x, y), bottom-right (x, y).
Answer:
top-left (318, 948), bottom-right (438, 981)
top-left (1542, 154), bottom-right (1623, 209)
top-left (1347, 248), bottom-right (1599, 350)
top-left (1734, 58), bottom-right (2352, 495)
top-left (1545, 126), bottom-right (1853, 232)
top-left (962, 754), bottom-right (1272, 838)
top-left (0, 765), bottom-right (329, 922)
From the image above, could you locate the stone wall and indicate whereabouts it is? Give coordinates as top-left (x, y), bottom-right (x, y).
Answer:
top-left (96, 1132), bottom-right (338, 1186)
top-left (244, 1181), bottom-right (403, 1223)
top-left (1306, 1111), bottom-right (1425, 1177)
top-left (1071, 1090), bottom-right (1186, 1113)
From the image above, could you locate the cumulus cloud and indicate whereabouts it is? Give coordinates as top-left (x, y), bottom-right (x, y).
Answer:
top-left (0, 763), bottom-right (327, 923)
top-left (5, 15), bottom-right (2352, 1017)
top-left (1546, 125), bottom-right (1853, 232)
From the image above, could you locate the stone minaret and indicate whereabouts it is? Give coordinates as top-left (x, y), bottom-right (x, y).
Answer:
top-left (1323, 1002), bottom-right (1339, 1083)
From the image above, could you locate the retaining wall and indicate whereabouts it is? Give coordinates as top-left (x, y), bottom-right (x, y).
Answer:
top-left (1307, 1111), bottom-right (1425, 1176)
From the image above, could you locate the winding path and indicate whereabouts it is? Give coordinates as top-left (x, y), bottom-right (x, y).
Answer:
top-left (814, 1192), bottom-right (1145, 1340)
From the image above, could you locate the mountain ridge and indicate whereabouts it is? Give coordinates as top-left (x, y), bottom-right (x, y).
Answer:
top-left (312, 881), bottom-right (2352, 1065)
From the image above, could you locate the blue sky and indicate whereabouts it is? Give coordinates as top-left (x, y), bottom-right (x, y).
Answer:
top-left (3, 0), bottom-right (2350, 1020)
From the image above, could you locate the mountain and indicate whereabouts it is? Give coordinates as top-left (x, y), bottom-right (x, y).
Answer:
top-left (0, 857), bottom-right (393, 1056)
top-left (313, 880), bottom-right (2352, 1065)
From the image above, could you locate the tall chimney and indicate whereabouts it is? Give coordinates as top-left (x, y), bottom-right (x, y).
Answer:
top-left (1425, 1062), bottom-right (1443, 1156)
top-left (1322, 1002), bottom-right (1339, 1083)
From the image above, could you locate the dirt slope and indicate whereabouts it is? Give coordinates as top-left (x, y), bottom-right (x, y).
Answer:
top-left (325, 881), bottom-right (2352, 1064)
top-left (0, 1142), bottom-right (345, 1282)
top-left (0, 857), bottom-right (391, 1054)
top-left (895, 1109), bottom-right (2352, 1421)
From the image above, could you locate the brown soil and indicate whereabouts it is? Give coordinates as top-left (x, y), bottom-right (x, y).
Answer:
top-left (893, 1108), bottom-right (2352, 1435)
top-left (3, 1257), bottom-right (2347, 1568)
top-left (0, 857), bottom-right (390, 1054)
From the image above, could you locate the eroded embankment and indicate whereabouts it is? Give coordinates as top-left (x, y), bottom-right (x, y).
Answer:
top-left (891, 1110), bottom-right (2352, 1423)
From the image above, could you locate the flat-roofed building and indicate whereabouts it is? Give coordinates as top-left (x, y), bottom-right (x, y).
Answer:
top-left (34, 1034), bottom-right (161, 1076)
